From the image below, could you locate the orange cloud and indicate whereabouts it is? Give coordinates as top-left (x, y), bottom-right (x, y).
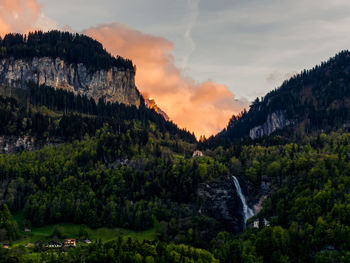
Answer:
top-left (0, 0), bottom-right (43, 36)
top-left (84, 23), bottom-right (246, 137)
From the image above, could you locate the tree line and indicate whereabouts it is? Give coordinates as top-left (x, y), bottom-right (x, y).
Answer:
top-left (0, 30), bottom-right (134, 71)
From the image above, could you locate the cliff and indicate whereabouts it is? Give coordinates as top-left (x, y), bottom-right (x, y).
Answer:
top-left (197, 177), bottom-right (245, 233)
top-left (0, 57), bottom-right (141, 107)
top-left (249, 110), bottom-right (290, 139)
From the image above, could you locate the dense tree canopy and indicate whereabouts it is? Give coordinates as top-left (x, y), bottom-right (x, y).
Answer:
top-left (0, 31), bottom-right (134, 71)
top-left (208, 51), bottom-right (350, 147)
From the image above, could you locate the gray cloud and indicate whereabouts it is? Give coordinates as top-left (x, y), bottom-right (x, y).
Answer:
top-left (38, 0), bottom-right (350, 103)
top-left (181, 0), bottom-right (200, 69)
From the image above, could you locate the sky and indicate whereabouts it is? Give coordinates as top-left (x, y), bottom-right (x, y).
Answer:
top-left (1, 0), bottom-right (350, 137)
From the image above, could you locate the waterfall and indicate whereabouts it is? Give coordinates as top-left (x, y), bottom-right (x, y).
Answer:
top-left (232, 176), bottom-right (254, 223)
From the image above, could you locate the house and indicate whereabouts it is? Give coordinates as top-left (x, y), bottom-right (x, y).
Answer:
top-left (252, 218), bottom-right (270, 229)
top-left (264, 218), bottom-right (270, 227)
top-left (47, 241), bottom-right (63, 248)
top-left (253, 220), bottom-right (259, 228)
top-left (24, 228), bottom-right (31, 232)
top-left (192, 150), bottom-right (203, 158)
top-left (64, 239), bottom-right (76, 247)
top-left (83, 239), bottom-right (92, 244)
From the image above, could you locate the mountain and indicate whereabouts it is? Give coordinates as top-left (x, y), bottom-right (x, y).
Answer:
top-left (1, 32), bottom-right (350, 263)
top-left (0, 31), bottom-right (140, 106)
top-left (145, 97), bottom-right (170, 121)
top-left (211, 51), bottom-right (350, 144)
top-left (0, 31), bottom-right (196, 153)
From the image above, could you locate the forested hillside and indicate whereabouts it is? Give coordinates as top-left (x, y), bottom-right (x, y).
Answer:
top-left (0, 37), bottom-right (350, 263)
top-left (207, 51), bottom-right (350, 147)
top-left (0, 31), bottom-right (133, 71)
top-left (0, 82), bottom-right (195, 143)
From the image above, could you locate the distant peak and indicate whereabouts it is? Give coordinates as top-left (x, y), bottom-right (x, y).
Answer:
top-left (144, 97), bottom-right (170, 121)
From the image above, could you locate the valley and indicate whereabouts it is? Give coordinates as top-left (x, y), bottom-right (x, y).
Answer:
top-left (0, 31), bottom-right (349, 263)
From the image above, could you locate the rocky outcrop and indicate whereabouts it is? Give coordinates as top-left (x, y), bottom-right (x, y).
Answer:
top-left (197, 175), bottom-right (272, 233)
top-left (197, 177), bottom-right (246, 233)
top-left (145, 98), bottom-right (169, 120)
top-left (245, 175), bottom-right (271, 214)
top-left (0, 57), bottom-right (141, 107)
top-left (249, 110), bottom-right (290, 139)
top-left (0, 136), bottom-right (62, 154)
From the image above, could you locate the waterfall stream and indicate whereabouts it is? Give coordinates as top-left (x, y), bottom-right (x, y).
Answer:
top-left (233, 176), bottom-right (254, 223)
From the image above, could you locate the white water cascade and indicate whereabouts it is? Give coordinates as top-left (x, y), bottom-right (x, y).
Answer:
top-left (232, 176), bottom-right (254, 223)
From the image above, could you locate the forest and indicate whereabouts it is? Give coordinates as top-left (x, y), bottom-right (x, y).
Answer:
top-left (0, 104), bottom-right (350, 262)
top-left (0, 31), bottom-right (134, 71)
top-left (207, 51), bottom-right (350, 147)
top-left (0, 82), bottom-right (196, 143)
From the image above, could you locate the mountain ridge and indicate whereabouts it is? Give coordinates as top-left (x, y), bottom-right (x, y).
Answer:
top-left (208, 50), bottom-right (350, 146)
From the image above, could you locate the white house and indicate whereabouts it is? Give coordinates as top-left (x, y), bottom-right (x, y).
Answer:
top-left (192, 150), bottom-right (203, 157)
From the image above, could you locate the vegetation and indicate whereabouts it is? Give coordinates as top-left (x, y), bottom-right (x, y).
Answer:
top-left (0, 31), bottom-right (134, 71)
top-left (0, 82), bottom-right (196, 143)
top-left (208, 50), bottom-right (350, 147)
top-left (0, 204), bottom-right (19, 242)
top-left (1, 238), bottom-right (219, 263)
top-left (1, 39), bottom-right (350, 262)
top-left (209, 132), bottom-right (350, 262)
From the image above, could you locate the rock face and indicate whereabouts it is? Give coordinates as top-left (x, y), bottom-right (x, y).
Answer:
top-left (0, 136), bottom-right (61, 154)
top-left (0, 57), bottom-right (141, 107)
top-left (197, 177), bottom-right (246, 233)
top-left (249, 110), bottom-right (290, 139)
top-left (245, 175), bottom-right (271, 214)
top-left (197, 175), bottom-right (271, 234)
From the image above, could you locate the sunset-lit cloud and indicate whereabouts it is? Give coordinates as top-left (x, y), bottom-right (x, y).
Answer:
top-left (0, 0), bottom-right (245, 137)
top-left (84, 23), bottom-right (246, 137)
top-left (0, 0), bottom-right (56, 36)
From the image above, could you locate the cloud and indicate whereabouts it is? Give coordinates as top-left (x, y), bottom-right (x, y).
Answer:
top-left (84, 23), bottom-right (246, 137)
top-left (0, 0), bottom-right (56, 37)
top-left (266, 70), bottom-right (298, 84)
top-left (0, 0), bottom-right (244, 137)
top-left (182, 0), bottom-right (200, 69)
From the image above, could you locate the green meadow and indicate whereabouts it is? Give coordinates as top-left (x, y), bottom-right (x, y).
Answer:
top-left (11, 212), bottom-right (156, 248)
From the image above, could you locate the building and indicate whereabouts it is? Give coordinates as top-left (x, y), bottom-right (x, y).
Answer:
top-left (83, 239), bottom-right (92, 244)
top-left (64, 239), bottom-right (76, 247)
top-left (192, 150), bottom-right (203, 158)
top-left (252, 218), bottom-right (270, 229)
top-left (253, 220), bottom-right (259, 228)
top-left (264, 218), bottom-right (270, 227)
top-left (3, 243), bottom-right (9, 249)
top-left (47, 241), bottom-right (63, 248)
top-left (24, 228), bottom-right (31, 232)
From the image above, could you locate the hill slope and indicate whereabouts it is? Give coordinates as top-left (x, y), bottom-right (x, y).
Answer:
top-left (213, 51), bottom-right (350, 144)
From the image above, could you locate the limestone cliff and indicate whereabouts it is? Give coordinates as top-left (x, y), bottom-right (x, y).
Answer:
top-left (0, 57), bottom-right (141, 107)
top-left (249, 110), bottom-right (290, 139)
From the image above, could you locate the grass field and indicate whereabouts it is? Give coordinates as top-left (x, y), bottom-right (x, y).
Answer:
top-left (12, 211), bottom-right (157, 248)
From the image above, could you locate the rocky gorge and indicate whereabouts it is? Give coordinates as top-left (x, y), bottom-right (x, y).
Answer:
top-left (197, 175), bottom-right (270, 233)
